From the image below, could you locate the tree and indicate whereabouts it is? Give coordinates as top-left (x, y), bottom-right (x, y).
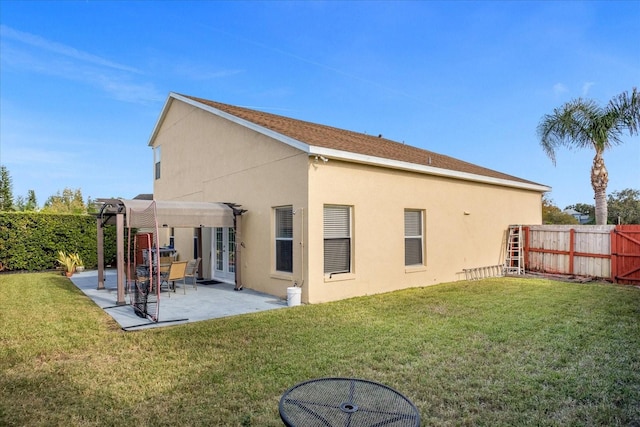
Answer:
top-left (42, 188), bottom-right (88, 214)
top-left (537, 88), bottom-right (640, 224)
top-left (14, 196), bottom-right (25, 211)
top-left (15, 190), bottom-right (38, 212)
top-left (607, 188), bottom-right (640, 224)
top-left (542, 195), bottom-right (579, 225)
top-left (0, 165), bottom-right (14, 211)
top-left (86, 196), bottom-right (98, 214)
top-left (25, 190), bottom-right (38, 211)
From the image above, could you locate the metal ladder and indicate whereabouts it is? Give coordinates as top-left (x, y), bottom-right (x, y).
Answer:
top-left (504, 225), bottom-right (524, 275)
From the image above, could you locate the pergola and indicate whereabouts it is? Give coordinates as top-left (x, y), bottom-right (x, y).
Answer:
top-left (95, 198), bottom-right (245, 305)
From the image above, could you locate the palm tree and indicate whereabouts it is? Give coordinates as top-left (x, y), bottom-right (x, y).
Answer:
top-left (537, 88), bottom-right (640, 224)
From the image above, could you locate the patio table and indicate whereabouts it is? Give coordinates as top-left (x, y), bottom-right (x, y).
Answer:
top-left (279, 377), bottom-right (420, 426)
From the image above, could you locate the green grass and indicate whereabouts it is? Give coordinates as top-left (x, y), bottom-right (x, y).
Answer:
top-left (1, 273), bottom-right (639, 426)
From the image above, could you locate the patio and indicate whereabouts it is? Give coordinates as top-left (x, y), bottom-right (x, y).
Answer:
top-left (70, 269), bottom-right (288, 331)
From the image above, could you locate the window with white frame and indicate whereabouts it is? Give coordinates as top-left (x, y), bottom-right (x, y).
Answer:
top-left (324, 205), bottom-right (351, 275)
top-left (404, 209), bottom-right (424, 266)
top-left (154, 146), bottom-right (161, 180)
top-left (275, 206), bottom-right (293, 273)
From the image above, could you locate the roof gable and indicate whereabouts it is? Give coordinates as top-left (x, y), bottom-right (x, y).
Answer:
top-left (152, 92), bottom-right (549, 192)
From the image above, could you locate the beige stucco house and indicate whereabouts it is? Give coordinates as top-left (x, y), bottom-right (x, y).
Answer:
top-left (148, 92), bottom-right (550, 304)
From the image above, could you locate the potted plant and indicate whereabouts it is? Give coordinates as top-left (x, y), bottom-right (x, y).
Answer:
top-left (56, 250), bottom-right (76, 277)
top-left (71, 253), bottom-right (85, 273)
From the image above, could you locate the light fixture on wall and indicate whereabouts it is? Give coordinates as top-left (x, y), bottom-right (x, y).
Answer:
top-left (314, 155), bottom-right (328, 163)
top-left (464, 211), bottom-right (471, 215)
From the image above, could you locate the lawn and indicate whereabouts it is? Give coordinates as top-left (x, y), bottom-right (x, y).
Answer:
top-left (1, 273), bottom-right (639, 426)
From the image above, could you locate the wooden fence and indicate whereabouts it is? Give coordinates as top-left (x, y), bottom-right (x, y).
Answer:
top-left (611, 225), bottom-right (640, 285)
top-left (523, 225), bottom-right (640, 285)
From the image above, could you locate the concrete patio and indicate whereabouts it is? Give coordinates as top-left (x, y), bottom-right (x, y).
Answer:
top-left (70, 269), bottom-right (288, 331)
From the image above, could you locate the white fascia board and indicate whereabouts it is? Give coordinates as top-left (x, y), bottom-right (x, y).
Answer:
top-left (309, 146), bottom-right (551, 193)
top-left (169, 93), bottom-right (311, 153)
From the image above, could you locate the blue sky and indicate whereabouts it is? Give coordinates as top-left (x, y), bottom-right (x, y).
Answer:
top-left (1, 1), bottom-right (638, 209)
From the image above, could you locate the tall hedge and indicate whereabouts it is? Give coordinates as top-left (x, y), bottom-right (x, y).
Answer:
top-left (0, 212), bottom-right (117, 272)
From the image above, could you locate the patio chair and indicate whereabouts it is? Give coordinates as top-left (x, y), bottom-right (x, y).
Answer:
top-left (157, 256), bottom-right (173, 290)
top-left (160, 261), bottom-right (188, 296)
top-left (183, 257), bottom-right (201, 294)
top-left (159, 256), bottom-right (174, 273)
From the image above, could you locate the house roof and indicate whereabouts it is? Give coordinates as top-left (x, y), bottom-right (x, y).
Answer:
top-left (151, 93), bottom-right (550, 192)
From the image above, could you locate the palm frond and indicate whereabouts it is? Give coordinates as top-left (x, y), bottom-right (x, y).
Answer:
top-left (607, 87), bottom-right (640, 136)
top-left (537, 99), bottom-right (600, 164)
top-left (537, 89), bottom-right (640, 162)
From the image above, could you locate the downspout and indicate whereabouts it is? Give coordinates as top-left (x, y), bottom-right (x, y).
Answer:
top-left (300, 208), bottom-right (304, 289)
top-left (234, 213), bottom-right (242, 291)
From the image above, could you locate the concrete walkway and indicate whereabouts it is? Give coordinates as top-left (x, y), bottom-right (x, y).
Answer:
top-left (70, 269), bottom-right (288, 331)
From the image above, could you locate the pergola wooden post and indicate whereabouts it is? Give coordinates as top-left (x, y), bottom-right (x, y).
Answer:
top-left (116, 212), bottom-right (126, 305)
top-left (96, 217), bottom-right (105, 290)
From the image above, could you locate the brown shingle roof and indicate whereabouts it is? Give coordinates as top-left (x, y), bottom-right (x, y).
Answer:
top-left (181, 94), bottom-right (541, 186)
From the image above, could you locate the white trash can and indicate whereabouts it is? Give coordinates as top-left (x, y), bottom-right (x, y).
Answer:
top-left (287, 286), bottom-right (302, 307)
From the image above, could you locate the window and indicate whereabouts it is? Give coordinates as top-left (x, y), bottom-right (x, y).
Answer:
top-left (275, 206), bottom-right (293, 273)
top-left (405, 210), bottom-right (424, 266)
top-left (154, 146), bottom-right (161, 180)
top-left (324, 205), bottom-right (351, 275)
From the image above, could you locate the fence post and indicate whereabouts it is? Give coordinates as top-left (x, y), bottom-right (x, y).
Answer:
top-left (610, 228), bottom-right (617, 282)
top-left (569, 228), bottom-right (575, 275)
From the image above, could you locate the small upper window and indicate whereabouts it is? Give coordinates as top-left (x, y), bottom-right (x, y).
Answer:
top-left (154, 146), bottom-right (161, 180)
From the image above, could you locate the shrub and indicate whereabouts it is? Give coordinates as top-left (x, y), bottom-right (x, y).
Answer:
top-left (0, 212), bottom-right (117, 271)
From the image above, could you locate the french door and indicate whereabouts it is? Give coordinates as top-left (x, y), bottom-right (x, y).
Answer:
top-left (213, 227), bottom-right (236, 282)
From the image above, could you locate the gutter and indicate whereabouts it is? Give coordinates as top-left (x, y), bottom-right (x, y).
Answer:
top-left (308, 148), bottom-right (551, 193)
